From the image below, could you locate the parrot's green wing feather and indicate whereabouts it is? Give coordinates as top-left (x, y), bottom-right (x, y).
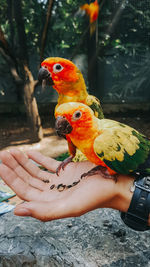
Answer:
top-left (94, 120), bottom-right (150, 175)
top-left (86, 95), bottom-right (104, 119)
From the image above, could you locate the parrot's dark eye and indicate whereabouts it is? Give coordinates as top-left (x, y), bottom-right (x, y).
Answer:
top-left (72, 110), bottom-right (82, 121)
top-left (53, 63), bottom-right (64, 73)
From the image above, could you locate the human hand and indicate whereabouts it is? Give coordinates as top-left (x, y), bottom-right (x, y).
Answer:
top-left (0, 148), bottom-right (133, 222)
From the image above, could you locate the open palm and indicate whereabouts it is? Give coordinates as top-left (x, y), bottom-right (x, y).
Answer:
top-left (0, 148), bottom-right (123, 221)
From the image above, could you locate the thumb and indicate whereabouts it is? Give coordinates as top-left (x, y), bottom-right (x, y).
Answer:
top-left (14, 200), bottom-right (72, 222)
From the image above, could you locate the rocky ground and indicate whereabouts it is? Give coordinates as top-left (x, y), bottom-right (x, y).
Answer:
top-left (0, 112), bottom-right (150, 266)
top-left (0, 208), bottom-right (150, 266)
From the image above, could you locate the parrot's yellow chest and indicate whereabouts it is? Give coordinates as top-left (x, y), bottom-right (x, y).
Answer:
top-left (71, 137), bottom-right (106, 166)
top-left (70, 131), bottom-right (117, 175)
top-left (82, 145), bottom-right (106, 166)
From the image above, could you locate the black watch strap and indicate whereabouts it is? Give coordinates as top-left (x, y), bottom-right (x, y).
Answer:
top-left (121, 176), bottom-right (150, 231)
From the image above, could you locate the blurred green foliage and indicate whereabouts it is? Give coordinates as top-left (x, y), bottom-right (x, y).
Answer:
top-left (55, 152), bottom-right (70, 161)
top-left (0, 0), bottom-right (86, 58)
top-left (2, 0), bottom-right (149, 59)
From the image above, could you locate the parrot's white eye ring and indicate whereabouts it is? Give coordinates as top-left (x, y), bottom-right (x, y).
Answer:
top-left (72, 110), bottom-right (82, 121)
top-left (53, 63), bottom-right (64, 73)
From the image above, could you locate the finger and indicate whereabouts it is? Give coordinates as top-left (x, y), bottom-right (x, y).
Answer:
top-left (0, 150), bottom-right (33, 182)
top-left (9, 148), bottom-right (53, 182)
top-left (0, 150), bottom-right (28, 171)
top-left (26, 150), bottom-right (60, 172)
top-left (0, 149), bottom-right (52, 185)
top-left (0, 163), bottom-right (44, 201)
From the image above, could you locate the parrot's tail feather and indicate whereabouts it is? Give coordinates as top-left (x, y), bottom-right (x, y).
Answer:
top-left (90, 21), bottom-right (96, 35)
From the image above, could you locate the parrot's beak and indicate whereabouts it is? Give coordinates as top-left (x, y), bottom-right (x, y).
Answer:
top-left (55, 116), bottom-right (73, 137)
top-left (38, 67), bottom-right (54, 86)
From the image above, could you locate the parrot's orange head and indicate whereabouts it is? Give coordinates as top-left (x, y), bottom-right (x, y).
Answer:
top-left (38, 57), bottom-right (79, 93)
top-left (55, 102), bottom-right (94, 138)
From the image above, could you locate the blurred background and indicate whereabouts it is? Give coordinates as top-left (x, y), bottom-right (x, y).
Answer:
top-left (0, 0), bottom-right (150, 155)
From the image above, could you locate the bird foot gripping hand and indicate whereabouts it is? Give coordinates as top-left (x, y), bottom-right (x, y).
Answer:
top-left (56, 155), bottom-right (74, 176)
top-left (80, 165), bottom-right (118, 182)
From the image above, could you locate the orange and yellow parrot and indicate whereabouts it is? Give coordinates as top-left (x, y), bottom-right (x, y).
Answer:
top-left (80, 0), bottom-right (100, 35)
top-left (38, 57), bottom-right (104, 167)
top-left (55, 102), bottom-right (150, 179)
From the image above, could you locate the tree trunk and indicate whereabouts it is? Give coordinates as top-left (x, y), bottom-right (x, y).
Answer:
top-left (88, 23), bottom-right (98, 96)
top-left (13, 0), bottom-right (28, 64)
top-left (0, 37), bottom-right (43, 141)
top-left (7, 0), bottom-right (15, 50)
top-left (0, 25), bottom-right (23, 100)
top-left (23, 65), bottom-right (43, 141)
top-left (87, 0), bottom-right (99, 96)
top-left (13, 0), bottom-right (43, 141)
top-left (40, 0), bottom-right (54, 63)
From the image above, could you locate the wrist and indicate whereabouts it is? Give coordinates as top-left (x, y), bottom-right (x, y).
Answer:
top-left (113, 174), bottom-right (134, 212)
top-left (109, 174), bottom-right (150, 228)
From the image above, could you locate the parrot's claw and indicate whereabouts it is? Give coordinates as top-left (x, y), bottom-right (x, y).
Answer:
top-left (81, 166), bottom-right (118, 182)
top-left (56, 156), bottom-right (73, 176)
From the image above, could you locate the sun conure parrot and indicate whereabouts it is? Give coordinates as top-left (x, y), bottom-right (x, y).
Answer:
top-left (80, 0), bottom-right (99, 35)
top-left (38, 57), bottom-right (104, 169)
top-left (55, 102), bottom-right (150, 180)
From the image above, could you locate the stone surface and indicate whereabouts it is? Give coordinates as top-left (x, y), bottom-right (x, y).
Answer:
top-left (0, 208), bottom-right (150, 266)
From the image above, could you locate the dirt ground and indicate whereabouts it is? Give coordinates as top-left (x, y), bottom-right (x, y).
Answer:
top-left (0, 113), bottom-right (150, 158)
top-left (0, 114), bottom-right (68, 158)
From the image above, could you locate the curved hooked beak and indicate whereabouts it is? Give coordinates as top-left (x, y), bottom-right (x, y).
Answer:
top-left (55, 116), bottom-right (73, 137)
top-left (38, 67), bottom-right (54, 86)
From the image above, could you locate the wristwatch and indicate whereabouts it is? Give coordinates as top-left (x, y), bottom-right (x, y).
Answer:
top-left (121, 176), bottom-right (150, 231)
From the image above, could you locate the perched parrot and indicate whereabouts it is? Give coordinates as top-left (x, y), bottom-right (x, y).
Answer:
top-left (80, 0), bottom-right (100, 35)
top-left (55, 102), bottom-right (150, 179)
top-left (38, 57), bottom-right (104, 167)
